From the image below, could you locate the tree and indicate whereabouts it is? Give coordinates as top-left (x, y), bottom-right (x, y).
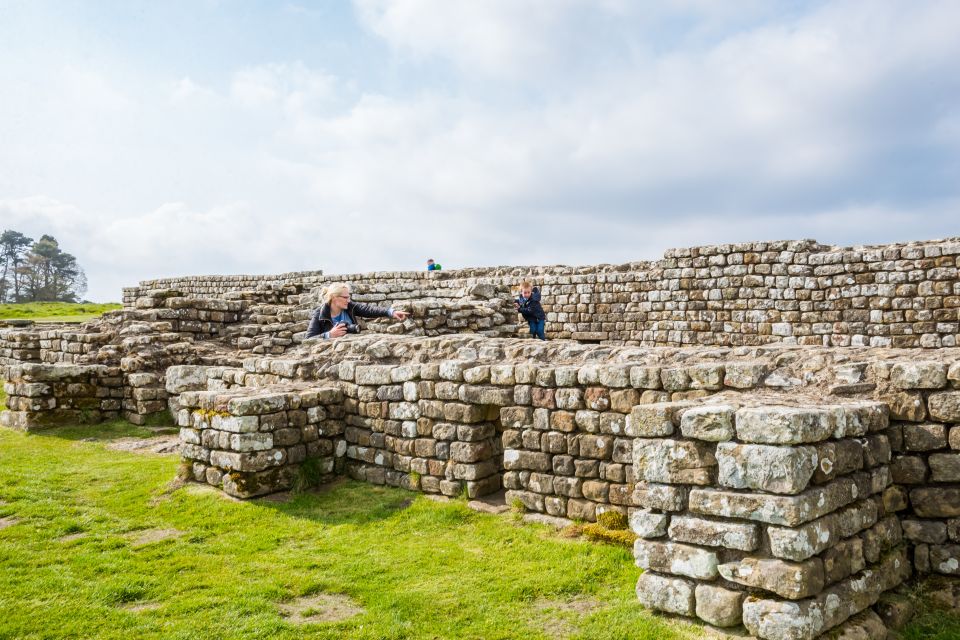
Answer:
top-left (18, 235), bottom-right (87, 302)
top-left (0, 230), bottom-right (34, 303)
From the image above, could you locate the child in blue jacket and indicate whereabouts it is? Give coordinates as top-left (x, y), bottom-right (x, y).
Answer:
top-left (515, 281), bottom-right (546, 340)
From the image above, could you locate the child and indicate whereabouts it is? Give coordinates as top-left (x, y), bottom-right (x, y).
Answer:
top-left (515, 281), bottom-right (546, 340)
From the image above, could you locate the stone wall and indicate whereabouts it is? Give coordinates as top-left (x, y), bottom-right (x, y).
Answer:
top-left (121, 235), bottom-right (960, 348)
top-left (121, 270), bottom-right (326, 305)
top-left (0, 363), bottom-right (123, 430)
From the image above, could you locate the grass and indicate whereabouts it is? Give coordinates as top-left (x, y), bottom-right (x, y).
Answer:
top-left (0, 302), bottom-right (121, 323)
top-left (0, 422), bottom-right (699, 640)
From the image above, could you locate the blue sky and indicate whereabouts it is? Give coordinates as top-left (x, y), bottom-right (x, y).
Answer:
top-left (1, 0), bottom-right (958, 301)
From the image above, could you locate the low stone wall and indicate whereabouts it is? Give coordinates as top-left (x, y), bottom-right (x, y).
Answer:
top-left (121, 270), bottom-right (326, 305)
top-left (0, 363), bottom-right (123, 430)
top-left (175, 383), bottom-right (346, 498)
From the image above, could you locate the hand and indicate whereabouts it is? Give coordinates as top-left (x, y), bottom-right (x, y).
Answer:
top-left (392, 310), bottom-right (409, 321)
top-left (329, 322), bottom-right (348, 338)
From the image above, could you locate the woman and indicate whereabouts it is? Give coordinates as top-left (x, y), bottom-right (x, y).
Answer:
top-left (305, 283), bottom-right (408, 340)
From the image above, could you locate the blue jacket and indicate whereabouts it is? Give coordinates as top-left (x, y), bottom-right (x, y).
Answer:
top-left (516, 287), bottom-right (545, 321)
top-left (306, 300), bottom-right (393, 338)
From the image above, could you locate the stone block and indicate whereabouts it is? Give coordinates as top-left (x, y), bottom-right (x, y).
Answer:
top-left (634, 539), bottom-right (719, 580)
top-left (821, 537), bottom-right (864, 584)
top-left (633, 438), bottom-right (716, 485)
top-left (901, 519), bottom-right (948, 544)
top-left (903, 422), bottom-right (948, 451)
top-left (355, 365), bottom-right (394, 385)
top-left (635, 572), bottom-right (695, 617)
top-left (629, 366), bottom-right (661, 389)
top-left (632, 483), bottom-right (688, 512)
top-left (716, 442), bottom-right (817, 494)
top-left (723, 362), bottom-right (769, 389)
top-left (629, 509), bottom-right (669, 538)
top-left (719, 556), bottom-right (824, 600)
top-left (165, 365), bottom-right (209, 393)
top-left (890, 362), bottom-right (947, 389)
top-left (690, 477), bottom-right (859, 527)
top-left (502, 449), bottom-right (551, 472)
top-left (735, 406), bottom-right (834, 444)
top-left (929, 391), bottom-right (960, 422)
top-left (688, 364), bottom-right (724, 390)
top-left (694, 584), bottom-right (744, 628)
top-left (679, 405), bottom-right (735, 441)
top-left (668, 515), bottom-right (759, 551)
top-left (930, 453), bottom-right (960, 482)
top-left (930, 544), bottom-right (960, 575)
top-left (911, 487), bottom-right (960, 518)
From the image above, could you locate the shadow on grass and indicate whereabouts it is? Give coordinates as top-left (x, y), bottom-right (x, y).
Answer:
top-left (252, 478), bottom-right (450, 528)
top-left (32, 419), bottom-right (175, 442)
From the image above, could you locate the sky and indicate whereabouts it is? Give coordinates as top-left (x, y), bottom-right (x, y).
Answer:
top-left (1, 0), bottom-right (959, 302)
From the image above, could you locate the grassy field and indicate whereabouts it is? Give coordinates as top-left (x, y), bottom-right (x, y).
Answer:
top-left (0, 420), bottom-right (958, 639)
top-left (0, 422), bottom-right (699, 640)
top-left (0, 301), bottom-right (121, 323)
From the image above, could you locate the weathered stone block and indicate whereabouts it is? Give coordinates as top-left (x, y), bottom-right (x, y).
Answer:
top-left (911, 487), bottom-right (960, 518)
top-left (929, 391), bottom-right (960, 422)
top-left (901, 519), bottom-right (948, 544)
top-left (165, 365), bottom-right (209, 393)
top-left (716, 442), bottom-right (817, 494)
top-left (903, 422), bottom-right (948, 451)
top-left (690, 477), bottom-right (859, 527)
top-left (632, 483), bottom-right (688, 512)
top-left (679, 405), bottom-right (735, 441)
top-left (667, 515), bottom-right (759, 551)
top-left (634, 539), bottom-right (718, 580)
top-left (930, 453), bottom-right (960, 482)
top-left (629, 509), bottom-right (669, 538)
top-left (723, 362), bottom-right (769, 389)
top-left (633, 438), bottom-right (716, 485)
top-left (635, 572), bottom-right (695, 617)
top-left (735, 406), bottom-right (834, 444)
top-left (719, 556), bottom-right (824, 600)
top-left (355, 365), bottom-right (394, 385)
top-left (891, 362), bottom-right (947, 389)
top-left (694, 584), bottom-right (744, 628)
top-left (930, 544), bottom-right (960, 575)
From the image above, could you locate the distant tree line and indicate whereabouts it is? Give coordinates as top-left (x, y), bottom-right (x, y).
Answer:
top-left (0, 230), bottom-right (87, 303)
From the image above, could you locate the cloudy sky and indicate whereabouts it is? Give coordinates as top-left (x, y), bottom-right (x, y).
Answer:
top-left (1, 0), bottom-right (959, 302)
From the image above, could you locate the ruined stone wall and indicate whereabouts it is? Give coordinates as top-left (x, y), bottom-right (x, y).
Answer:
top-left (0, 363), bottom-right (124, 429)
top-left (121, 270), bottom-right (326, 305)
top-left (122, 236), bottom-right (960, 348)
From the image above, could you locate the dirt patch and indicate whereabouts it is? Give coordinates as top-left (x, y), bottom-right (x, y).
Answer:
top-left (106, 436), bottom-right (180, 455)
top-left (278, 593), bottom-right (364, 624)
top-left (0, 516), bottom-right (20, 530)
top-left (127, 528), bottom-right (184, 547)
top-left (532, 596), bottom-right (603, 639)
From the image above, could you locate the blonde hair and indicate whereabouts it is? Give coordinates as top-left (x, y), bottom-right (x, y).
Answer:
top-left (321, 282), bottom-right (351, 305)
top-left (519, 280), bottom-right (533, 290)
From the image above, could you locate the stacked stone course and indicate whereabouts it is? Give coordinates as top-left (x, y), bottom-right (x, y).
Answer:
top-left (0, 363), bottom-right (123, 429)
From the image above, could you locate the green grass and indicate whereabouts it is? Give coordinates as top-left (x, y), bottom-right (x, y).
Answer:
top-left (0, 302), bottom-right (121, 323)
top-left (0, 423), bottom-right (698, 640)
